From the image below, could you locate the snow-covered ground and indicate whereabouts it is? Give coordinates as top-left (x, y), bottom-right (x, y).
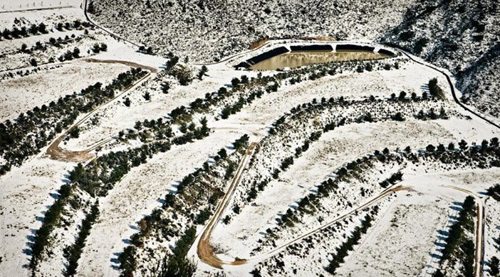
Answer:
top-left (336, 169), bottom-right (500, 276)
top-left (63, 58), bottom-right (446, 153)
top-left (76, 128), bottom-right (244, 276)
top-left (0, 60), bottom-right (129, 121)
top-left (0, 6), bottom-right (82, 23)
top-left (0, 0), bottom-right (81, 12)
top-left (336, 193), bottom-right (449, 277)
top-left (61, 63), bottom-right (247, 151)
top-left (0, 155), bottom-right (77, 277)
top-left (1, 6), bottom-right (499, 275)
top-left (91, 0), bottom-right (500, 125)
top-left (209, 117), bottom-right (491, 259)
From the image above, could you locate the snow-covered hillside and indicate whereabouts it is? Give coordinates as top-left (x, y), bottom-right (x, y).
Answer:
top-left (90, 0), bottom-right (500, 124)
top-left (1, 2), bottom-right (500, 277)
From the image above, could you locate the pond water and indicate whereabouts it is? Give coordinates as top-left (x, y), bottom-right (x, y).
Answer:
top-left (250, 51), bottom-right (388, 71)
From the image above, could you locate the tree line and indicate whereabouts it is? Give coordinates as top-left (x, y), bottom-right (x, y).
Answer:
top-left (0, 68), bottom-right (146, 176)
top-left (117, 135), bottom-right (249, 276)
top-left (28, 116), bottom-right (209, 274)
top-left (241, 94), bottom-right (449, 212)
top-left (437, 196), bottom-right (476, 277)
top-left (64, 203), bottom-right (100, 276)
top-left (326, 211), bottom-right (377, 274)
top-left (261, 137), bottom-right (500, 252)
top-left (1, 20), bottom-right (91, 40)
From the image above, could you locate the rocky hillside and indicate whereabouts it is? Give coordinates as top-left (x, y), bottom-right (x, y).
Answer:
top-left (89, 0), bottom-right (413, 61)
top-left (90, 0), bottom-right (500, 121)
top-left (381, 0), bottom-right (500, 123)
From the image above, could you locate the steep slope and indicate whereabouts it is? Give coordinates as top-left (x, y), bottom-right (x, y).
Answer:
top-left (90, 0), bottom-right (413, 61)
top-left (381, 0), bottom-right (500, 121)
top-left (90, 0), bottom-right (500, 123)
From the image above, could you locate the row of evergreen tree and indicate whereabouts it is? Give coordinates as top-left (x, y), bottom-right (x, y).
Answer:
top-left (64, 203), bottom-right (100, 276)
top-left (244, 94), bottom-right (446, 217)
top-left (325, 212), bottom-right (376, 274)
top-left (29, 121), bottom-right (209, 274)
top-left (436, 196), bottom-right (476, 277)
top-left (1, 20), bottom-right (91, 40)
top-left (0, 68), bottom-right (147, 176)
top-left (117, 135), bottom-right (249, 276)
top-left (262, 137), bottom-right (500, 251)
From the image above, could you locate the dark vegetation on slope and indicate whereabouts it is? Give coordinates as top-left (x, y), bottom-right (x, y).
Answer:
top-left (0, 68), bottom-right (147, 175)
top-left (382, 0), bottom-right (500, 122)
top-left (91, 0), bottom-right (500, 123)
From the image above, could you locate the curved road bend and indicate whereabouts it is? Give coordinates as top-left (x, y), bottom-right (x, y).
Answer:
top-left (264, 184), bottom-right (485, 277)
top-left (395, 49), bottom-right (495, 275)
top-left (194, 46), bottom-right (496, 275)
top-left (198, 176), bottom-right (487, 277)
top-left (43, 14), bottom-right (492, 271)
top-left (46, 70), bottom-right (151, 162)
top-left (197, 142), bottom-right (259, 268)
top-left (260, 185), bottom-right (406, 259)
top-left (73, 4), bottom-right (500, 133)
top-left (395, 49), bottom-right (500, 130)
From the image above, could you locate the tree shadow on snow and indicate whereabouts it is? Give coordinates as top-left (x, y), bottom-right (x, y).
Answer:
top-left (448, 214), bottom-right (459, 222)
top-left (157, 197), bottom-right (165, 204)
top-left (449, 204), bottom-right (462, 212)
top-left (478, 189), bottom-right (489, 195)
top-left (437, 229), bottom-right (449, 238)
top-left (23, 247), bottom-right (33, 256)
top-left (429, 252), bottom-right (442, 259)
top-left (429, 202), bottom-right (463, 262)
top-left (167, 181), bottom-right (180, 194)
top-left (420, 83), bottom-right (429, 93)
top-left (309, 187), bottom-right (318, 194)
top-left (434, 241), bottom-right (446, 248)
top-left (129, 224), bottom-right (139, 231)
top-left (61, 172), bottom-right (71, 184)
top-left (26, 234), bottom-right (36, 243)
top-left (110, 252), bottom-right (121, 270)
top-left (433, 229), bottom-right (450, 253)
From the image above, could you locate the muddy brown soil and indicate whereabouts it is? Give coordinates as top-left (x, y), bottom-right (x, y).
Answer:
top-left (84, 58), bottom-right (159, 73)
top-left (197, 142), bottom-right (258, 268)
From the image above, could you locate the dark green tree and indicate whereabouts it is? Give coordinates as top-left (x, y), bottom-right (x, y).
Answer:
top-left (490, 256), bottom-right (500, 276)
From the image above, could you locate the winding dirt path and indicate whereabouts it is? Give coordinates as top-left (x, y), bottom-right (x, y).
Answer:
top-left (193, 45), bottom-right (495, 273)
top-left (197, 174), bottom-right (487, 277)
top-left (397, 49), bottom-right (500, 130)
top-left (45, 1), bottom-right (157, 163)
top-left (83, 58), bottom-right (158, 73)
top-left (260, 185), bottom-right (407, 259)
top-left (46, 68), bottom-right (151, 162)
top-left (197, 142), bottom-right (259, 268)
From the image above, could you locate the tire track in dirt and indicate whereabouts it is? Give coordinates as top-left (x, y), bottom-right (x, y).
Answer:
top-left (197, 142), bottom-right (259, 268)
top-left (46, 70), bottom-right (151, 162)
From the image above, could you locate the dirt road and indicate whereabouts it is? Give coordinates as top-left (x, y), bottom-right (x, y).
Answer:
top-left (446, 185), bottom-right (485, 277)
top-left (197, 142), bottom-right (258, 268)
top-left (46, 70), bottom-right (151, 162)
top-left (84, 58), bottom-right (159, 73)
